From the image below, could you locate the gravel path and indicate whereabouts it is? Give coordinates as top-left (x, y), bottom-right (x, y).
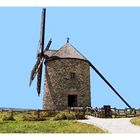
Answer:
top-left (78, 116), bottom-right (140, 133)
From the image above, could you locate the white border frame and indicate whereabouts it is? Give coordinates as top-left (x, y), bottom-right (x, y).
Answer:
top-left (0, 0), bottom-right (140, 7)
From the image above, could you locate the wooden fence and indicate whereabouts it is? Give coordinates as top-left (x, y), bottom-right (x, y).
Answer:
top-left (67, 107), bottom-right (140, 118)
top-left (0, 107), bottom-right (140, 119)
top-left (88, 107), bottom-right (140, 118)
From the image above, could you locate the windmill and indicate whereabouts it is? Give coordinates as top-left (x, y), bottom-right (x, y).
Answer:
top-left (29, 8), bottom-right (132, 110)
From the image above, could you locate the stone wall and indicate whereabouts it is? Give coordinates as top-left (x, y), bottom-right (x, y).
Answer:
top-left (43, 58), bottom-right (91, 110)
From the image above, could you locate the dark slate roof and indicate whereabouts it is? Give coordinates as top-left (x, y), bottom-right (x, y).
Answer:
top-left (45, 43), bottom-right (87, 60)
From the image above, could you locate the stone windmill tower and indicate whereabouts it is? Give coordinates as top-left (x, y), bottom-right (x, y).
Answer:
top-left (29, 8), bottom-right (132, 110)
top-left (43, 42), bottom-right (91, 110)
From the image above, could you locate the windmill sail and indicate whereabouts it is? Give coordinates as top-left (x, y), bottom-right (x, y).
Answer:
top-left (29, 58), bottom-right (40, 86)
top-left (29, 8), bottom-right (47, 96)
top-left (39, 8), bottom-right (46, 56)
top-left (36, 8), bottom-right (46, 96)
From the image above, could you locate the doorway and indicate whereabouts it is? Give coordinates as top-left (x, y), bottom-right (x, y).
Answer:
top-left (68, 95), bottom-right (77, 107)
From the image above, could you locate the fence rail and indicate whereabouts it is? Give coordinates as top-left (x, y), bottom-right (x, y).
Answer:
top-left (0, 107), bottom-right (140, 118)
top-left (88, 107), bottom-right (140, 118)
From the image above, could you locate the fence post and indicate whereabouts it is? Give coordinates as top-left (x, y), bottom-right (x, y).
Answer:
top-left (95, 107), bottom-right (98, 117)
top-left (0, 109), bottom-right (2, 114)
top-left (117, 109), bottom-right (120, 117)
top-left (37, 109), bottom-right (40, 120)
top-left (9, 109), bottom-right (14, 119)
top-left (114, 108), bottom-right (117, 118)
top-left (138, 109), bottom-right (140, 116)
top-left (133, 108), bottom-right (136, 117)
top-left (125, 108), bottom-right (127, 117)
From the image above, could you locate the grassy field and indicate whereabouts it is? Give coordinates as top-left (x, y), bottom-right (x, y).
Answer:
top-left (0, 111), bottom-right (106, 133)
top-left (0, 120), bottom-right (105, 133)
top-left (130, 117), bottom-right (140, 126)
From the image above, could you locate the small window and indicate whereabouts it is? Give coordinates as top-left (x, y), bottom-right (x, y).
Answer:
top-left (70, 72), bottom-right (75, 80)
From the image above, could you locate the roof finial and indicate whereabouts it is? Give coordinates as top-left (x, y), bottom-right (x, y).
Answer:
top-left (67, 37), bottom-right (70, 43)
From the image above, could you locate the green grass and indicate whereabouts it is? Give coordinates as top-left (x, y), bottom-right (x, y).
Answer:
top-left (0, 120), bottom-right (105, 133)
top-left (130, 117), bottom-right (140, 126)
top-left (0, 111), bottom-right (105, 133)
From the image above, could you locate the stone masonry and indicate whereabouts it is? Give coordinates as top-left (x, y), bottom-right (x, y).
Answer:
top-left (43, 43), bottom-right (91, 110)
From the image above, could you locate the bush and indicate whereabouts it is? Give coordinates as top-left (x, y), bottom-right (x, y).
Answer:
top-left (75, 112), bottom-right (85, 119)
top-left (40, 111), bottom-right (49, 117)
top-left (22, 115), bottom-right (46, 121)
top-left (21, 111), bottom-right (46, 121)
top-left (131, 117), bottom-right (140, 126)
top-left (54, 111), bottom-right (78, 120)
top-left (85, 110), bottom-right (92, 116)
top-left (1, 112), bottom-right (15, 121)
top-left (46, 111), bottom-right (58, 117)
top-left (65, 112), bottom-right (76, 120)
top-left (53, 112), bottom-right (67, 120)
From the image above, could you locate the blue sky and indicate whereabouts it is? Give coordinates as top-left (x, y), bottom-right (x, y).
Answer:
top-left (0, 7), bottom-right (140, 109)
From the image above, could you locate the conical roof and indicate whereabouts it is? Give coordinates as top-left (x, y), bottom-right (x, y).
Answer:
top-left (45, 43), bottom-right (87, 60)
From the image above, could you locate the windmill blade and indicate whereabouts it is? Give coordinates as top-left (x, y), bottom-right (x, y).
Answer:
top-left (29, 57), bottom-right (45, 86)
top-left (39, 8), bottom-right (46, 57)
top-left (36, 57), bottom-right (47, 96)
top-left (36, 17), bottom-right (52, 96)
top-left (36, 55), bottom-right (55, 96)
top-left (37, 62), bottom-right (43, 96)
top-left (29, 57), bottom-right (44, 95)
top-left (89, 61), bottom-right (132, 109)
top-left (29, 59), bottom-right (40, 86)
top-left (30, 8), bottom-right (46, 86)
top-left (33, 8), bottom-right (46, 96)
top-left (44, 38), bottom-right (52, 53)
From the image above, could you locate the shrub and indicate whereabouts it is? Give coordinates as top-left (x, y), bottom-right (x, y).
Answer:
top-left (1, 112), bottom-right (15, 121)
top-left (22, 115), bottom-right (46, 121)
top-left (54, 111), bottom-right (78, 120)
top-left (53, 112), bottom-right (67, 120)
top-left (130, 117), bottom-right (140, 126)
top-left (40, 111), bottom-right (49, 117)
top-left (65, 112), bottom-right (76, 120)
top-left (75, 112), bottom-right (85, 119)
top-left (21, 111), bottom-right (46, 121)
top-left (47, 111), bottom-right (58, 117)
top-left (85, 110), bottom-right (93, 116)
